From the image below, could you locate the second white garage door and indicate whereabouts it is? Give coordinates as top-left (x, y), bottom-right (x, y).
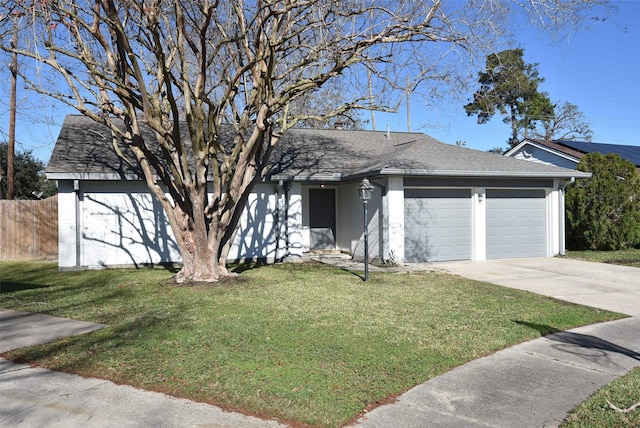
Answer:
top-left (404, 189), bottom-right (472, 262)
top-left (486, 189), bottom-right (547, 259)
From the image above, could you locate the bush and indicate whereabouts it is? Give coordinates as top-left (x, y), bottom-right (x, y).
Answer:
top-left (566, 153), bottom-right (640, 250)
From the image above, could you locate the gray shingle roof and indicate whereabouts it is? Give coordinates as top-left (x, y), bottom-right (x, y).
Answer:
top-left (47, 115), bottom-right (586, 181)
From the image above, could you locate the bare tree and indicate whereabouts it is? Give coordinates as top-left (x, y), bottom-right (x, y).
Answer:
top-left (532, 101), bottom-right (594, 141)
top-left (0, 0), bottom-right (610, 282)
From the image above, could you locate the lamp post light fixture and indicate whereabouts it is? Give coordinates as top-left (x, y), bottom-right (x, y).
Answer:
top-left (358, 178), bottom-right (375, 282)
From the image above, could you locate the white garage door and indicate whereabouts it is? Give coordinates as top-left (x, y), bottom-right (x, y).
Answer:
top-left (486, 189), bottom-right (547, 259)
top-left (404, 189), bottom-right (472, 262)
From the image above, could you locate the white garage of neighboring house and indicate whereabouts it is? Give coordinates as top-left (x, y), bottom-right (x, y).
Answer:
top-left (46, 115), bottom-right (590, 270)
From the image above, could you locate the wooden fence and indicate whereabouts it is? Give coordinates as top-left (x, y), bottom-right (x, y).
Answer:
top-left (0, 195), bottom-right (58, 260)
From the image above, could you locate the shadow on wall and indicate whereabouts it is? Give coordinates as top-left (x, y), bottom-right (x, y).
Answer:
top-left (81, 188), bottom-right (286, 267)
top-left (81, 191), bottom-right (179, 267)
top-left (232, 191), bottom-right (277, 262)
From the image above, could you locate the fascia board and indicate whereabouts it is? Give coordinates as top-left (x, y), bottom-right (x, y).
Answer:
top-left (377, 168), bottom-right (592, 179)
top-left (46, 172), bottom-right (143, 181)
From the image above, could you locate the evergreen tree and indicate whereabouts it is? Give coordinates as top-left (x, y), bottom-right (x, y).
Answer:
top-left (464, 48), bottom-right (554, 148)
top-left (0, 143), bottom-right (56, 200)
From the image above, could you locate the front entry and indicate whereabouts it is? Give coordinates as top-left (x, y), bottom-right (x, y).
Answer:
top-left (309, 188), bottom-right (336, 250)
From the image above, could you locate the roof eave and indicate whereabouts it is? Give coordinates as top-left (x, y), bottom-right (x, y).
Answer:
top-left (46, 172), bottom-right (142, 181)
top-left (377, 168), bottom-right (592, 179)
top-left (267, 173), bottom-right (343, 182)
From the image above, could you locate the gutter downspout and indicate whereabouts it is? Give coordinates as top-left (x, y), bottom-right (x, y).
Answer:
top-left (74, 179), bottom-right (81, 267)
top-left (559, 177), bottom-right (576, 256)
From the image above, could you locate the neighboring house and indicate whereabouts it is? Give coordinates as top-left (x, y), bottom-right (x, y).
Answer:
top-left (505, 139), bottom-right (640, 173)
top-left (47, 115), bottom-right (589, 270)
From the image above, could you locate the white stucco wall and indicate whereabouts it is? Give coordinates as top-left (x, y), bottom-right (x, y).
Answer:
top-left (548, 185), bottom-right (561, 256)
top-left (386, 177), bottom-right (404, 263)
top-left (283, 182), bottom-right (303, 259)
top-left (350, 182), bottom-right (382, 261)
top-left (336, 185), bottom-right (353, 253)
top-left (471, 188), bottom-right (487, 261)
top-left (57, 180), bottom-right (79, 268)
top-left (57, 180), bottom-right (285, 269)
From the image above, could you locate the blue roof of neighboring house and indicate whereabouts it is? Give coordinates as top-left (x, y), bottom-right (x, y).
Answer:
top-left (556, 140), bottom-right (640, 167)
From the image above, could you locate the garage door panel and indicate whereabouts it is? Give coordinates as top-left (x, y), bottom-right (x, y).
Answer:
top-left (404, 189), bottom-right (471, 262)
top-left (486, 189), bottom-right (546, 259)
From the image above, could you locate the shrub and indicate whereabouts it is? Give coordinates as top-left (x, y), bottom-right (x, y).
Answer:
top-left (566, 153), bottom-right (640, 250)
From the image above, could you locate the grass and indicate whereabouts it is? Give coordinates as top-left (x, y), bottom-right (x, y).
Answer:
top-left (561, 367), bottom-right (640, 428)
top-left (0, 261), bottom-right (626, 427)
top-left (560, 249), bottom-right (640, 427)
top-left (565, 248), bottom-right (640, 268)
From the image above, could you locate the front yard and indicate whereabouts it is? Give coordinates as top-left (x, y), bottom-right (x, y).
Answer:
top-left (0, 261), bottom-right (626, 427)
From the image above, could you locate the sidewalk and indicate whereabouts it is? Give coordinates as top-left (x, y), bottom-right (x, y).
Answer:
top-left (354, 317), bottom-right (640, 427)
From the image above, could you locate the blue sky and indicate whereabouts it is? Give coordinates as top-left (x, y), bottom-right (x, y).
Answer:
top-left (379, 0), bottom-right (640, 152)
top-left (1, 1), bottom-right (638, 162)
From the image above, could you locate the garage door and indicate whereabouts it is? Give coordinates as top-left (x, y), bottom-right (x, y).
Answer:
top-left (486, 189), bottom-right (547, 259)
top-left (404, 189), bottom-right (472, 262)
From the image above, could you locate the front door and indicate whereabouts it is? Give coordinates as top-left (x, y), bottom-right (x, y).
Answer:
top-left (309, 188), bottom-right (336, 250)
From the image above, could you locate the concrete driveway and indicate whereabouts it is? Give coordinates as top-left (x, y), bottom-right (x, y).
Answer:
top-left (427, 257), bottom-right (640, 317)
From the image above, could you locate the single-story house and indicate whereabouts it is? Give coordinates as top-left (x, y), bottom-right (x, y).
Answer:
top-left (505, 139), bottom-right (640, 173)
top-left (46, 115), bottom-right (590, 270)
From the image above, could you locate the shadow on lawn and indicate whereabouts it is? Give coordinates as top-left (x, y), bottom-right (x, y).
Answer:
top-left (0, 281), bottom-right (58, 293)
top-left (514, 320), bottom-right (640, 362)
top-left (3, 309), bottom-right (178, 372)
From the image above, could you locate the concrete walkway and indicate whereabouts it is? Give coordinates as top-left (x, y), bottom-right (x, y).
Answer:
top-left (1, 258), bottom-right (639, 427)
top-left (355, 317), bottom-right (640, 427)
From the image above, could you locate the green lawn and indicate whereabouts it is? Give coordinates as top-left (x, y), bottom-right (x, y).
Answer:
top-left (561, 249), bottom-right (640, 427)
top-left (561, 367), bottom-right (640, 428)
top-left (0, 261), bottom-right (625, 427)
top-left (565, 248), bottom-right (640, 268)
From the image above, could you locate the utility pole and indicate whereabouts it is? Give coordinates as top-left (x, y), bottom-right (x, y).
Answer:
top-left (7, 18), bottom-right (18, 200)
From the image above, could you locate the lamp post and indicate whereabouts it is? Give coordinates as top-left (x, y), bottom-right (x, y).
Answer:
top-left (358, 178), bottom-right (374, 281)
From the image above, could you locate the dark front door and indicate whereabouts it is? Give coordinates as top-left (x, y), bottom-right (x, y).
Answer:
top-left (309, 188), bottom-right (336, 250)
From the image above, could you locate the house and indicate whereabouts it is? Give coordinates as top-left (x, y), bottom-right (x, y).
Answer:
top-left (505, 139), bottom-right (640, 173)
top-left (46, 115), bottom-right (590, 270)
